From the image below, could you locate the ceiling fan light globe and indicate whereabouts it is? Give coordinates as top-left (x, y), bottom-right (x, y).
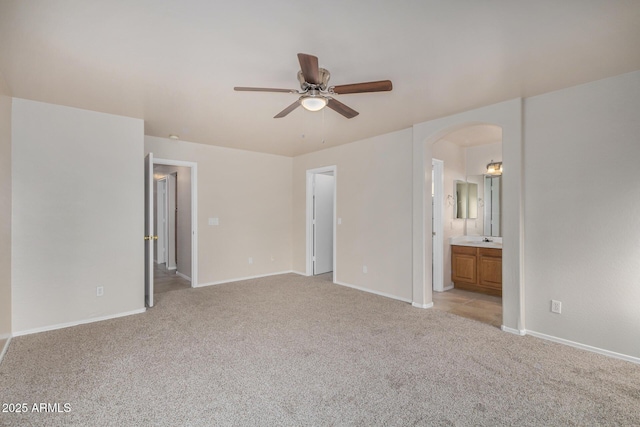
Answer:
top-left (300, 96), bottom-right (328, 112)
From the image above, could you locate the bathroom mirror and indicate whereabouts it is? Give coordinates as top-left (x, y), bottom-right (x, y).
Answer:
top-left (454, 181), bottom-right (478, 219)
top-left (455, 181), bottom-right (468, 219)
top-left (461, 175), bottom-right (502, 236)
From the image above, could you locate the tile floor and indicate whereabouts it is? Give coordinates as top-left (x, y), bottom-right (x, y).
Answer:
top-left (432, 288), bottom-right (502, 328)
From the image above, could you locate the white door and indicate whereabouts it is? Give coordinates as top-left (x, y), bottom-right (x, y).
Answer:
top-left (144, 153), bottom-right (155, 307)
top-left (313, 173), bottom-right (334, 275)
top-left (156, 179), bottom-right (167, 264)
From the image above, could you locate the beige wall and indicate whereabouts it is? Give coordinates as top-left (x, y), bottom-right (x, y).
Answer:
top-left (12, 99), bottom-right (145, 334)
top-left (0, 72), bottom-right (11, 351)
top-left (293, 129), bottom-right (414, 301)
top-left (523, 71), bottom-right (640, 358)
top-left (145, 136), bottom-right (292, 285)
top-left (466, 142), bottom-right (502, 176)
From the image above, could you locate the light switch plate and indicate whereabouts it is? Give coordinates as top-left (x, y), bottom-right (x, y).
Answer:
top-left (208, 217), bottom-right (219, 226)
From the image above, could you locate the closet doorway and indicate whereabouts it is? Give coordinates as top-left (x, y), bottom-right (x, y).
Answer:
top-left (306, 166), bottom-right (337, 280)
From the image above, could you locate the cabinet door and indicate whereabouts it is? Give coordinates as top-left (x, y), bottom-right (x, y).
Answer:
top-left (479, 251), bottom-right (502, 290)
top-left (452, 249), bottom-right (477, 284)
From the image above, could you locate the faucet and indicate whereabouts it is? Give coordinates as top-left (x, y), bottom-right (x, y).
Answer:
top-left (483, 237), bottom-right (492, 242)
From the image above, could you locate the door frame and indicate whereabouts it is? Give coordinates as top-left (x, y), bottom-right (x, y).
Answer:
top-left (432, 158), bottom-right (444, 292)
top-left (145, 153), bottom-right (154, 307)
top-left (306, 165), bottom-right (337, 281)
top-left (152, 157), bottom-right (198, 287)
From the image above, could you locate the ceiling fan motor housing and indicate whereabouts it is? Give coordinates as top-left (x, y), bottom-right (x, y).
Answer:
top-left (298, 68), bottom-right (330, 91)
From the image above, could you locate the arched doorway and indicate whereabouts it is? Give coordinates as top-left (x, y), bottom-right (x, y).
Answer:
top-left (411, 99), bottom-right (525, 335)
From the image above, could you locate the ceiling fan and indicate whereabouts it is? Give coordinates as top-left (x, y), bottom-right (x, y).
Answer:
top-left (234, 53), bottom-right (392, 119)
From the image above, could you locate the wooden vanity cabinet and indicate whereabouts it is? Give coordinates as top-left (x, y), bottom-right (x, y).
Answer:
top-left (451, 245), bottom-right (477, 285)
top-left (452, 245), bottom-right (502, 296)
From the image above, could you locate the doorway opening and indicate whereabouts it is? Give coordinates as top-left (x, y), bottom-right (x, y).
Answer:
top-left (305, 166), bottom-right (337, 281)
top-left (144, 154), bottom-right (198, 308)
top-left (430, 124), bottom-right (503, 328)
top-left (153, 168), bottom-right (190, 295)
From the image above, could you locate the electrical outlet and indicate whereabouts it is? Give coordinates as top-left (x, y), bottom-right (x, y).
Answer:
top-left (363, 265), bottom-right (368, 274)
top-left (96, 286), bottom-right (104, 297)
top-left (551, 300), bottom-right (562, 314)
top-left (248, 257), bottom-right (253, 265)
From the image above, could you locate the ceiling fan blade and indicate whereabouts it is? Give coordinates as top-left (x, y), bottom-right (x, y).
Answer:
top-left (327, 98), bottom-right (359, 119)
top-left (297, 53), bottom-right (321, 85)
top-left (274, 101), bottom-right (301, 118)
top-left (331, 80), bottom-right (393, 94)
top-left (234, 87), bottom-right (298, 93)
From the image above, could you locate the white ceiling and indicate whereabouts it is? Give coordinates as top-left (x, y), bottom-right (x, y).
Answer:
top-left (442, 124), bottom-right (502, 148)
top-left (1, 1), bottom-right (639, 157)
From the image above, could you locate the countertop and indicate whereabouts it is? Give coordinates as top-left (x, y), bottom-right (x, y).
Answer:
top-left (449, 236), bottom-right (502, 249)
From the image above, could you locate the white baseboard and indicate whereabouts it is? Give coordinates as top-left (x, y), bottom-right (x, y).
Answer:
top-left (13, 308), bottom-right (147, 337)
top-left (0, 335), bottom-right (11, 365)
top-left (501, 325), bottom-right (526, 336)
top-left (176, 271), bottom-right (191, 281)
top-left (433, 285), bottom-right (454, 293)
top-left (526, 330), bottom-right (640, 365)
top-left (412, 302), bottom-right (434, 309)
top-left (292, 270), bottom-right (308, 276)
top-left (196, 270), bottom-right (294, 288)
top-left (167, 266), bottom-right (177, 271)
top-left (334, 280), bottom-right (412, 304)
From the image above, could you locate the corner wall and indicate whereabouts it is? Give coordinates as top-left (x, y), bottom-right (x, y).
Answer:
top-left (0, 72), bottom-right (11, 356)
top-left (292, 129), bottom-right (414, 301)
top-left (523, 71), bottom-right (640, 359)
top-left (12, 99), bottom-right (145, 334)
top-left (145, 136), bottom-right (293, 285)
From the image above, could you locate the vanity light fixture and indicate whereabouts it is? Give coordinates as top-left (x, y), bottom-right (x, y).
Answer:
top-left (486, 160), bottom-right (503, 176)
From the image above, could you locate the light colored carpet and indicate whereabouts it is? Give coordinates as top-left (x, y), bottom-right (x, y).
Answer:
top-left (1, 273), bottom-right (638, 426)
